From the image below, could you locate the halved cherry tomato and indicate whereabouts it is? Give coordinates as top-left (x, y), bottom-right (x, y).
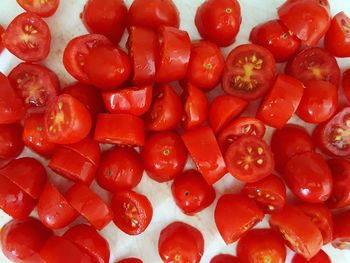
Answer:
top-left (215, 194), bottom-right (264, 244)
top-left (285, 47), bottom-right (340, 87)
top-left (269, 205), bottom-right (323, 260)
top-left (141, 131), bottom-right (187, 183)
top-left (257, 74), bottom-right (304, 129)
top-left (8, 63), bottom-right (60, 115)
top-left (37, 182), bottom-right (78, 229)
top-left (182, 126), bottom-right (226, 185)
top-left (278, 0), bottom-right (330, 46)
top-left (185, 40), bottom-right (225, 90)
top-left (292, 250), bottom-right (331, 263)
top-left (81, 0), bottom-right (127, 44)
top-left (1, 218), bottom-right (52, 263)
top-left (0, 25), bottom-right (4, 52)
top-left (44, 94), bottom-right (92, 144)
top-left (158, 222), bottom-right (204, 263)
top-left (208, 95), bottom-right (247, 134)
top-left (210, 255), bottom-right (241, 263)
top-left (97, 147), bottom-right (143, 192)
top-left (171, 169), bottom-right (216, 215)
top-left (249, 19), bottom-right (301, 62)
top-left (2, 12), bottom-right (51, 62)
top-left (63, 34), bottom-right (110, 83)
top-left (127, 27), bottom-right (157, 86)
top-left (116, 259), bottom-right (143, 263)
top-left (63, 224), bottom-right (110, 263)
top-left (225, 135), bottom-right (274, 183)
top-left (241, 174), bottom-right (286, 214)
top-left (222, 44), bottom-right (276, 100)
top-left (16, 0), bottom-right (59, 17)
top-left (343, 69), bottom-right (350, 103)
top-left (111, 190), bottom-right (153, 235)
top-left (144, 84), bottom-right (182, 131)
top-left (332, 210), bottom-right (350, 250)
top-left (218, 117), bottom-right (266, 153)
top-left (94, 113), bottom-right (145, 146)
top-left (0, 123), bottom-right (24, 159)
top-left (102, 85), bottom-right (153, 116)
top-left (195, 0), bottom-right (241, 47)
top-left (271, 124), bottom-right (315, 172)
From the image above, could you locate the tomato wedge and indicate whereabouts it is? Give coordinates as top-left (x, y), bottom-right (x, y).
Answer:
top-left (16, 0), bottom-right (59, 17)
top-left (325, 12), bottom-right (350, 57)
top-left (211, 255), bottom-right (241, 263)
top-left (292, 250), bottom-right (331, 263)
top-left (0, 24), bottom-right (4, 53)
top-left (343, 69), bottom-right (350, 103)
top-left (0, 123), bottom-right (24, 159)
top-left (332, 210), bottom-right (350, 250)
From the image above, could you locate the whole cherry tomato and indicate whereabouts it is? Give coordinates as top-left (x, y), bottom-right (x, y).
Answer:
top-left (16, 0), bottom-right (59, 17)
top-left (292, 250), bottom-right (331, 263)
top-left (0, 123), bottom-right (24, 159)
top-left (332, 210), bottom-right (350, 250)
top-left (210, 255), bottom-right (241, 263)
top-left (343, 69), bottom-right (350, 103)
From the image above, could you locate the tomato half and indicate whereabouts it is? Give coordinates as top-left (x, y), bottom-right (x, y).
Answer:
top-left (158, 222), bottom-right (204, 263)
top-left (111, 190), bottom-right (153, 235)
top-left (343, 69), bottom-right (350, 103)
top-left (222, 44), bottom-right (276, 100)
top-left (292, 250), bottom-right (331, 263)
top-left (210, 255), bottom-right (241, 263)
top-left (332, 210), bottom-right (350, 250)
top-left (0, 24), bottom-right (4, 52)
top-left (116, 259), bottom-right (143, 263)
top-left (0, 123), bottom-right (24, 159)
top-left (16, 0), bottom-right (59, 17)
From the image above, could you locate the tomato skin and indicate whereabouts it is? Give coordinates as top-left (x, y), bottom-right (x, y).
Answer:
top-left (111, 190), bottom-right (153, 235)
top-left (210, 255), bottom-right (241, 263)
top-left (249, 19), bottom-right (301, 62)
top-left (97, 147), bottom-right (143, 192)
top-left (141, 131), bottom-right (187, 183)
top-left (116, 259), bottom-right (143, 263)
top-left (171, 170), bottom-right (216, 215)
top-left (16, 0), bottom-right (59, 17)
top-left (292, 250), bottom-right (331, 263)
top-left (0, 123), bottom-right (24, 159)
top-left (332, 210), bottom-right (350, 250)
top-left (343, 69), bottom-right (350, 103)
top-left (257, 74), bottom-right (304, 129)
top-left (158, 222), bottom-right (204, 263)
top-left (185, 40), bottom-right (225, 90)
top-left (181, 126), bottom-right (226, 185)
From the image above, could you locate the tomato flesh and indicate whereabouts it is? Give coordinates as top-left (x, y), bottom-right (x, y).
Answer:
top-left (16, 0), bottom-right (59, 17)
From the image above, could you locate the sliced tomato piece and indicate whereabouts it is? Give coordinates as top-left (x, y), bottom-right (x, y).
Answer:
top-left (292, 250), bottom-right (331, 263)
top-left (211, 255), bottom-right (241, 263)
top-left (325, 12), bottom-right (350, 57)
top-left (332, 210), bottom-right (350, 250)
top-left (0, 24), bottom-right (4, 52)
top-left (343, 69), bottom-right (350, 103)
top-left (0, 123), bottom-right (24, 159)
top-left (16, 0), bottom-right (59, 17)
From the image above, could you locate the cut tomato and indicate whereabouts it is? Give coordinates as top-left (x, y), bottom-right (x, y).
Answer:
top-left (16, 0), bottom-right (59, 17)
top-left (292, 250), bottom-right (331, 263)
top-left (0, 123), bottom-right (24, 159)
top-left (325, 12), bottom-right (350, 57)
top-left (332, 210), bottom-right (350, 250)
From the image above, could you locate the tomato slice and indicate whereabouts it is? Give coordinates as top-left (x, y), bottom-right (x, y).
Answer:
top-left (0, 123), bottom-right (24, 159)
top-left (0, 24), bottom-right (4, 53)
top-left (111, 190), bottom-right (153, 235)
top-left (225, 135), bottom-right (274, 183)
top-left (210, 254), bottom-right (241, 263)
top-left (325, 12), bottom-right (350, 57)
top-left (343, 69), bottom-right (350, 103)
top-left (16, 0), bottom-right (59, 17)
top-left (292, 249), bottom-right (331, 263)
top-left (2, 12), bottom-right (51, 62)
top-left (222, 44), bottom-right (276, 100)
top-left (332, 210), bottom-right (350, 250)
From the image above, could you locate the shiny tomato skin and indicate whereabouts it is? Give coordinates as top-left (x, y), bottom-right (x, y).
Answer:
top-left (257, 74), bottom-right (304, 129)
top-left (292, 250), bottom-right (331, 263)
top-left (0, 25), bottom-right (4, 52)
top-left (141, 131), bottom-right (187, 183)
top-left (158, 222), bottom-right (204, 263)
top-left (343, 69), bottom-right (350, 103)
top-left (111, 190), bottom-right (153, 235)
top-left (249, 19), bottom-right (301, 62)
top-left (171, 169), bottom-right (216, 215)
top-left (332, 210), bottom-right (350, 250)
top-left (16, 0), bottom-right (59, 17)
top-left (0, 123), bottom-right (24, 159)
top-left (210, 255), bottom-right (241, 263)
top-left (97, 147), bottom-right (143, 192)
top-left (128, 0), bottom-right (180, 29)
top-left (222, 44), bottom-right (276, 100)
top-left (185, 40), bottom-right (225, 90)
top-left (116, 259), bottom-right (143, 263)
top-left (181, 126), bottom-right (226, 185)
top-left (102, 85), bottom-right (153, 116)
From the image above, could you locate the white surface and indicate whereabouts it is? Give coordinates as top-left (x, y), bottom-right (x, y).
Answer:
top-left (1, 0), bottom-right (350, 262)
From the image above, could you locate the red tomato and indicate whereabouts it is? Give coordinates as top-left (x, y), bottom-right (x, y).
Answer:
top-left (325, 12), bottom-right (350, 57)
top-left (271, 124), bottom-right (315, 173)
top-left (278, 0), bottom-right (330, 46)
top-left (218, 117), bottom-right (266, 153)
top-left (37, 182), bottom-right (78, 229)
top-left (8, 63), bottom-right (60, 115)
top-left (208, 95), bottom-right (247, 134)
top-left (2, 12), bottom-right (51, 62)
top-left (285, 47), bottom-right (340, 87)
top-left (1, 218), bottom-right (52, 263)
top-left (126, 27), bottom-right (157, 85)
top-left (63, 224), bottom-right (110, 263)
top-left (225, 135), bottom-right (274, 183)
top-left (158, 222), bottom-right (204, 263)
top-left (111, 190), bottom-right (153, 235)
top-left (185, 40), bottom-right (225, 90)
top-left (257, 74), bottom-right (304, 129)
top-left (241, 174), bottom-right (286, 214)
top-left (0, 157), bottom-right (46, 199)
top-left (222, 44), bottom-right (276, 100)
top-left (116, 259), bottom-right (143, 263)
top-left (97, 147), bottom-right (143, 192)
top-left (81, 0), bottom-right (127, 44)
top-left (16, 0), bottom-right (59, 17)
top-left (195, 0), bottom-right (241, 47)
top-left (44, 94), bottom-right (92, 144)
top-left (102, 85), bottom-right (153, 116)
top-left (171, 169), bottom-right (216, 215)
top-left (210, 255), bottom-right (241, 263)
top-left (94, 113), bottom-right (145, 146)
top-left (0, 25), bottom-right (4, 52)
top-left (269, 205), bottom-right (323, 260)
top-left (332, 210), bottom-right (350, 250)
top-left (181, 126), bottom-right (226, 185)
top-left (144, 84), bottom-right (182, 131)
top-left (63, 34), bottom-right (111, 83)
top-left (343, 69), bottom-right (350, 103)
top-left (156, 26), bottom-right (191, 83)
top-left (292, 250), bottom-right (331, 263)
top-left (65, 182), bottom-right (113, 230)
top-left (249, 19), bottom-right (301, 62)
top-left (141, 131), bottom-right (187, 183)
top-left (182, 83), bottom-right (208, 130)
top-left (0, 123), bottom-right (24, 159)
top-left (215, 194), bottom-right (264, 244)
